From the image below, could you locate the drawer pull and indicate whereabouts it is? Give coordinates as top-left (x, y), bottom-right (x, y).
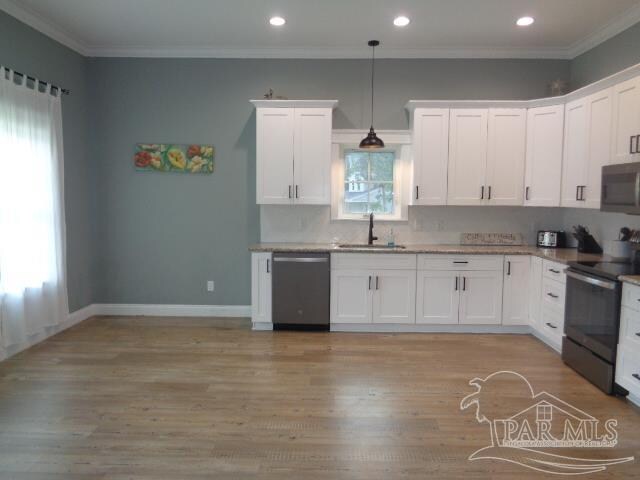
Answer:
top-left (547, 292), bottom-right (559, 299)
top-left (635, 333), bottom-right (640, 337)
top-left (453, 261), bottom-right (469, 264)
top-left (549, 268), bottom-right (560, 274)
top-left (633, 373), bottom-right (640, 382)
top-left (546, 322), bottom-right (557, 329)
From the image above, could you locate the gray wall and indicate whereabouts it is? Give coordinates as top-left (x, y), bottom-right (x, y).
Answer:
top-left (3, 7), bottom-right (640, 308)
top-left (88, 58), bottom-right (569, 305)
top-left (570, 21), bottom-right (640, 89)
top-left (0, 11), bottom-right (95, 311)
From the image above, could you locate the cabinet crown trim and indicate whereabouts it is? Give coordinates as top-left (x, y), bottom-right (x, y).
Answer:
top-left (405, 61), bottom-right (640, 111)
top-left (251, 99), bottom-right (338, 108)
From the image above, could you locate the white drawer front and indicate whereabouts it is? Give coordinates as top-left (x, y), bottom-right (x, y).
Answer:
top-left (542, 260), bottom-right (566, 283)
top-left (417, 254), bottom-right (503, 271)
top-left (332, 253), bottom-right (417, 270)
top-left (541, 277), bottom-right (566, 313)
top-left (622, 283), bottom-right (640, 312)
top-left (616, 346), bottom-right (640, 399)
top-left (539, 307), bottom-right (564, 345)
top-left (619, 306), bottom-right (640, 351)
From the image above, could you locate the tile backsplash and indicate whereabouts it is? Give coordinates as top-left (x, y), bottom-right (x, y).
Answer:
top-left (260, 205), bottom-right (565, 245)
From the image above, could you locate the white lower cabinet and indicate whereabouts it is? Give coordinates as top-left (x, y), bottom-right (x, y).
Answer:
top-left (330, 269), bottom-right (372, 324)
top-left (616, 287), bottom-right (640, 403)
top-left (251, 252), bottom-right (272, 325)
top-left (458, 271), bottom-right (503, 325)
top-left (502, 256), bottom-right (530, 326)
top-left (372, 270), bottom-right (417, 324)
top-left (530, 259), bottom-right (566, 351)
top-left (330, 254), bottom-right (417, 325)
top-left (416, 271), bottom-right (459, 324)
top-left (415, 255), bottom-right (503, 325)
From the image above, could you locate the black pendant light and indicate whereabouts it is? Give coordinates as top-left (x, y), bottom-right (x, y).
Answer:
top-left (360, 40), bottom-right (385, 149)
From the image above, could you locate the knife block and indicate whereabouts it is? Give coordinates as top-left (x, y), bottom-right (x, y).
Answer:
top-left (576, 234), bottom-right (603, 254)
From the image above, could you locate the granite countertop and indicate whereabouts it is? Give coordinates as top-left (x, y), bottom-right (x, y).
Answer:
top-left (619, 275), bottom-right (640, 286)
top-left (248, 243), bottom-right (609, 265)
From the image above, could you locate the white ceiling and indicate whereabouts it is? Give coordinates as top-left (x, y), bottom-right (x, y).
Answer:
top-left (3, 0), bottom-right (640, 59)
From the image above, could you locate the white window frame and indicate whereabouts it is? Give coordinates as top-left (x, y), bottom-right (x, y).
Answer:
top-left (331, 130), bottom-right (410, 221)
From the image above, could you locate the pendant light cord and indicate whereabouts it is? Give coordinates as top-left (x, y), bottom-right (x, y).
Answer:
top-left (370, 43), bottom-right (375, 128)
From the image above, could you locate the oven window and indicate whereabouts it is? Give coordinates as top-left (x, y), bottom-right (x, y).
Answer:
top-left (564, 274), bottom-right (619, 362)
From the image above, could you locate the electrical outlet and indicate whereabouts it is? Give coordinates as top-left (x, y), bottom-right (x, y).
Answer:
top-left (207, 280), bottom-right (215, 292)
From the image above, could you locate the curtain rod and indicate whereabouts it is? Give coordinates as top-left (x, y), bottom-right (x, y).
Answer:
top-left (2, 66), bottom-right (70, 96)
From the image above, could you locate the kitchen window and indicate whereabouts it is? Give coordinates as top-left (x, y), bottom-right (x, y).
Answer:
top-left (331, 141), bottom-right (408, 221)
top-left (344, 150), bottom-right (394, 215)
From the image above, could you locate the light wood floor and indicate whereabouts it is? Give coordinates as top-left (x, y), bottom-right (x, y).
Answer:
top-left (0, 317), bottom-right (638, 479)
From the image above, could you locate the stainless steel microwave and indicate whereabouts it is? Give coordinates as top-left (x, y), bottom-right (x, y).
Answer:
top-left (601, 162), bottom-right (640, 215)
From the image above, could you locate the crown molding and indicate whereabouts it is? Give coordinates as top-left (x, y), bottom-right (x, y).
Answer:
top-left (85, 45), bottom-right (573, 60)
top-left (0, 0), bottom-right (89, 55)
top-left (567, 3), bottom-right (640, 59)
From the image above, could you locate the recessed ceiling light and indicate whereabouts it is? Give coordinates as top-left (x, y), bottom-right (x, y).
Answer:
top-left (394, 16), bottom-right (410, 27)
top-left (269, 16), bottom-right (286, 26)
top-left (516, 16), bottom-right (535, 27)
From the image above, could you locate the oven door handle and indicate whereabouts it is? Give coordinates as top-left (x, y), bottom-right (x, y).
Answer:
top-left (566, 270), bottom-right (617, 290)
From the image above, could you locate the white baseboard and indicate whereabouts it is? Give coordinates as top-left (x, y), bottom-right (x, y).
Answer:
top-left (330, 324), bottom-right (532, 334)
top-left (92, 303), bottom-right (251, 318)
top-left (252, 322), bottom-right (274, 331)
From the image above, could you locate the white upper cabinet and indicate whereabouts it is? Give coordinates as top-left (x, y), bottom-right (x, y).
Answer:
top-left (585, 89), bottom-right (613, 209)
top-left (447, 109), bottom-right (488, 205)
top-left (611, 76), bottom-right (640, 164)
top-left (561, 98), bottom-right (589, 207)
top-left (486, 109), bottom-right (526, 205)
top-left (293, 108), bottom-right (332, 204)
top-left (256, 108), bottom-right (295, 204)
top-left (524, 105), bottom-right (565, 206)
top-left (253, 101), bottom-right (337, 205)
top-left (411, 108), bottom-right (450, 205)
top-left (561, 89), bottom-right (612, 209)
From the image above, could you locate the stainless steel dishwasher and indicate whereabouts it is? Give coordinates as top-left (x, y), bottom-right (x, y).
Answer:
top-left (272, 252), bottom-right (330, 330)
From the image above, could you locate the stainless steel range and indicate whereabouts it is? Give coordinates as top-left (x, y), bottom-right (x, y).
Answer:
top-left (562, 260), bottom-right (637, 394)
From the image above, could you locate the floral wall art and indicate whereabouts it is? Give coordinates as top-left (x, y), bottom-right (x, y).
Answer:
top-left (134, 144), bottom-right (214, 174)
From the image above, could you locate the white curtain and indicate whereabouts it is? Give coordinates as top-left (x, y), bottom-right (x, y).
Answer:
top-left (0, 67), bottom-right (68, 349)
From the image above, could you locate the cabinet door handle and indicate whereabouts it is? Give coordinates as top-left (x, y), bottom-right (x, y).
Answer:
top-left (525, 186), bottom-right (530, 201)
top-left (368, 276), bottom-right (372, 290)
top-left (480, 185), bottom-right (485, 200)
top-left (635, 135), bottom-right (640, 154)
top-left (546, 322), bottom-right (557, 329)
top-left (487, 186), bottom-right (492, 200)
top-left (575, 185), bottom-right (580, 201)
top-left (288, 185), bottom-right (292, 199)
top-left (462, 277), bottom-right (467, 291)
top-left (631, 135), bottom-right (637, 154)
top-left (266, 259), bottom-right (270, 273)
top-left (635, 332), bottom-right (640, 337)
top-left (295, 185), bottom-right (299, 199)
top-left (547, 292), bottom-right (559, 299)
top-left (415, 185), bottom-right (419, 200)
top-left (549, 268), bottom-right (560, 274)
top-left (507, 261), bottom-right (511, 276)
top-left (455, 277), bottom-right (459, 291)
top-left (633, 373), bottom-right (640, 381)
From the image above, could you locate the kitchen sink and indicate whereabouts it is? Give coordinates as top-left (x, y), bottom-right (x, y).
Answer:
top-left (338, 244), bottom-right (406, 249)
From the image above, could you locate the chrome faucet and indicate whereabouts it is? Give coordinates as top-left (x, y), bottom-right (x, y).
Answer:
top-left (368, 213), bottom-right (378, 245)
